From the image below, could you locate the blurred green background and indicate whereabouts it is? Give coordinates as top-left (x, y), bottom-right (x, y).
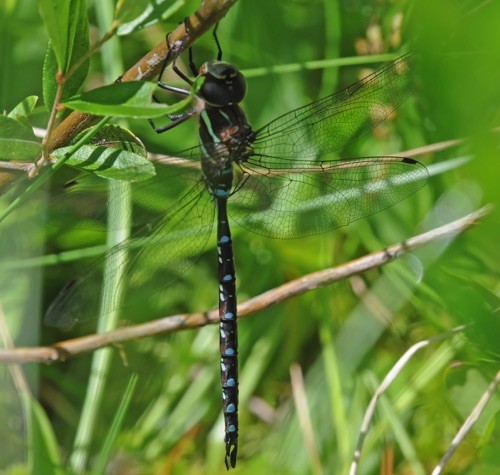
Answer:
top-left (0, 0), bottom-right (499, 474)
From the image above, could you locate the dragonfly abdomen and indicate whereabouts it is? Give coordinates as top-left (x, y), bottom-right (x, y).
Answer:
top-left (216, 196), bottom-right (239, 469)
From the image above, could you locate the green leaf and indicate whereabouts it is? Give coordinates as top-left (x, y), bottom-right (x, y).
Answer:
top-left (75, 123), bottom-right (148, 157)
top-left (93, 374), bottom-right (139, 475)
top-left (40, 0), bottom-right (89, 110)
top-left (114, 0), bottom-right (153, 25)
top-left (62, 81), bottom-right (192, 117)
top-left (0, 116), bottom-right (42, 161)
top-left (42, 18), bottom-right (90, 109)
top-left (52, 144), bottom-right (156, 181)
top-left (8, 96), bottom-right (39, 119)
top-left (116, 0), bottom-right (185, 35)
top-left (38, 0), bottom-right (88, 74)
top-left (27, 393), bottom-right (64, 475)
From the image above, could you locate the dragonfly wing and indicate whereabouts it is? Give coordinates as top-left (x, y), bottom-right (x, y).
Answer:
top-left (251, 54), bottom-right (414, 167)
top-left (45, 179), bottom-right (214, 327)
top-left (47, 156), bottom-right (201, 231)
top-left (229, 157), bottom-right (428, 239)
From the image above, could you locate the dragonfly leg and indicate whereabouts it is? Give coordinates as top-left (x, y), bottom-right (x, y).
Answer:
top-left (151, 94), bottom-right (190, 123)
top-left (213, 23), bottom-right (223, 61)
top-left (157, 27), bottom-right (192, 93)
top-left (148, 109), bottom-right (197, 134)
top-left (152, 21), bottom-right (200, 133)
top-left (188, 44), bottom-right (197, 76)
top-left (170, 18), bottom-right (195, 86)
top-left (185, 17), bottom-right (200, 77)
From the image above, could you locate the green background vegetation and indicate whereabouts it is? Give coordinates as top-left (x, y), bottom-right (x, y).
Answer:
top-left (0, 0), bottom-right (499, 474)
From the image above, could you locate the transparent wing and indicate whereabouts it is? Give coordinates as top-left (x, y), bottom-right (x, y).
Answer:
top-left (45, 55), bottom-right (420, 324)
top-left (228, 157), bottom-right (427, 239)
top-left (46, 157), bottom-right (201, 231)
top-left (45, 167), bottom-right (214, 327)
top-left (250, 54), bottom-right (413, 167)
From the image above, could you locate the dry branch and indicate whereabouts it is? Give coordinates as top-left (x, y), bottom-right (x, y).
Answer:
top-left (0, 205), bottom-right (491, 365)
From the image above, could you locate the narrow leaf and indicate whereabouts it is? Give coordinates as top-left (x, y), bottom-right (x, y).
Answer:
top-left (116, 0), bottom-right (185, 35)
top-left (42, 9), bottom-right (89, 110)
top-left (38, 0), bottom-right (88, 74)
top-left (27, 393), bottom-right (64, 475)
top-left (93, 374), bottom-right (139, 475)
top-left (62, 81), bottom-right (192, 117)
top-left (38, 0), bottom-right (71, 71)
top-left (8, 96), bottom-right (39, 119)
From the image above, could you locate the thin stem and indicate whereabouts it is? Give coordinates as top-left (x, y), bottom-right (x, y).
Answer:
top-left (38, 77), bottom-right (65, 169)
top-left (290, 364), bottom-right (324, 475)
top-left (431, 370), bottom-right (500, 475)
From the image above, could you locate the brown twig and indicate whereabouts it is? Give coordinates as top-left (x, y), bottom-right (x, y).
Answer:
top-left (0, 161), bottom-right (35, 173)
top-left (0, 205), bottom-right (491, 365)
top-left (47, 0), bottom-right (238, 152)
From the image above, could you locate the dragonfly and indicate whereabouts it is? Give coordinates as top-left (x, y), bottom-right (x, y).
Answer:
top-left (46, 26), bottom-right (428, 470)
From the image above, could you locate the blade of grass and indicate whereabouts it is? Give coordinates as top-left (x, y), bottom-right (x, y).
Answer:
top-left (69, 0), bottom-right (132, 472)
top-left (319, 318), bottom-right (350, 460)
top-left (69, 178), bottom-right (131, 472)
top-left (92, 374), bottom-right (139, 475)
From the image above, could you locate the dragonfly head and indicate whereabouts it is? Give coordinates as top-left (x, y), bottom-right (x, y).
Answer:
top-left (197, 60), bottom-right (247, 107)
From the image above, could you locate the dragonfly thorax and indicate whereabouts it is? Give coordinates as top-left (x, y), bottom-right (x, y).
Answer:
top-left (197, 60), bottom-right (247, 107)
top-left (199, 103), bottom-right (254, 191)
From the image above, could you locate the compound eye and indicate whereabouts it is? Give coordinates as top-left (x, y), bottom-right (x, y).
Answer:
top-left (199, 62), bottom-right (247, 107)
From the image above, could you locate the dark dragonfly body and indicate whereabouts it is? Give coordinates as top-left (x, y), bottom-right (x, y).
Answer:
top-left (195, 69), bottom-right (254, 467)
top-left (46, 29), bottom-right (428, 470)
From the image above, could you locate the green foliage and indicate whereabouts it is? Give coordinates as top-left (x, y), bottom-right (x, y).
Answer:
top-left (0, 115), bottom-right (41, 160)
top-left (40, 0), bottom-right (90, 107)
top-left (52, 124), bottom-right (155, 181)
top-left (0, 0), bottom-right (499, 474)
top-left (52, 144), bottom-right (154, 181)
top-left (93, 373), bottom-right (139, 475)
top-left (8, 96), bottom-right (39, 120)
top-left (28, 393), bottom-right (64, 475)
top-left (37, 0), bottom-right (88, 74)
top-left (62, 81), bottom-right (190, 118)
